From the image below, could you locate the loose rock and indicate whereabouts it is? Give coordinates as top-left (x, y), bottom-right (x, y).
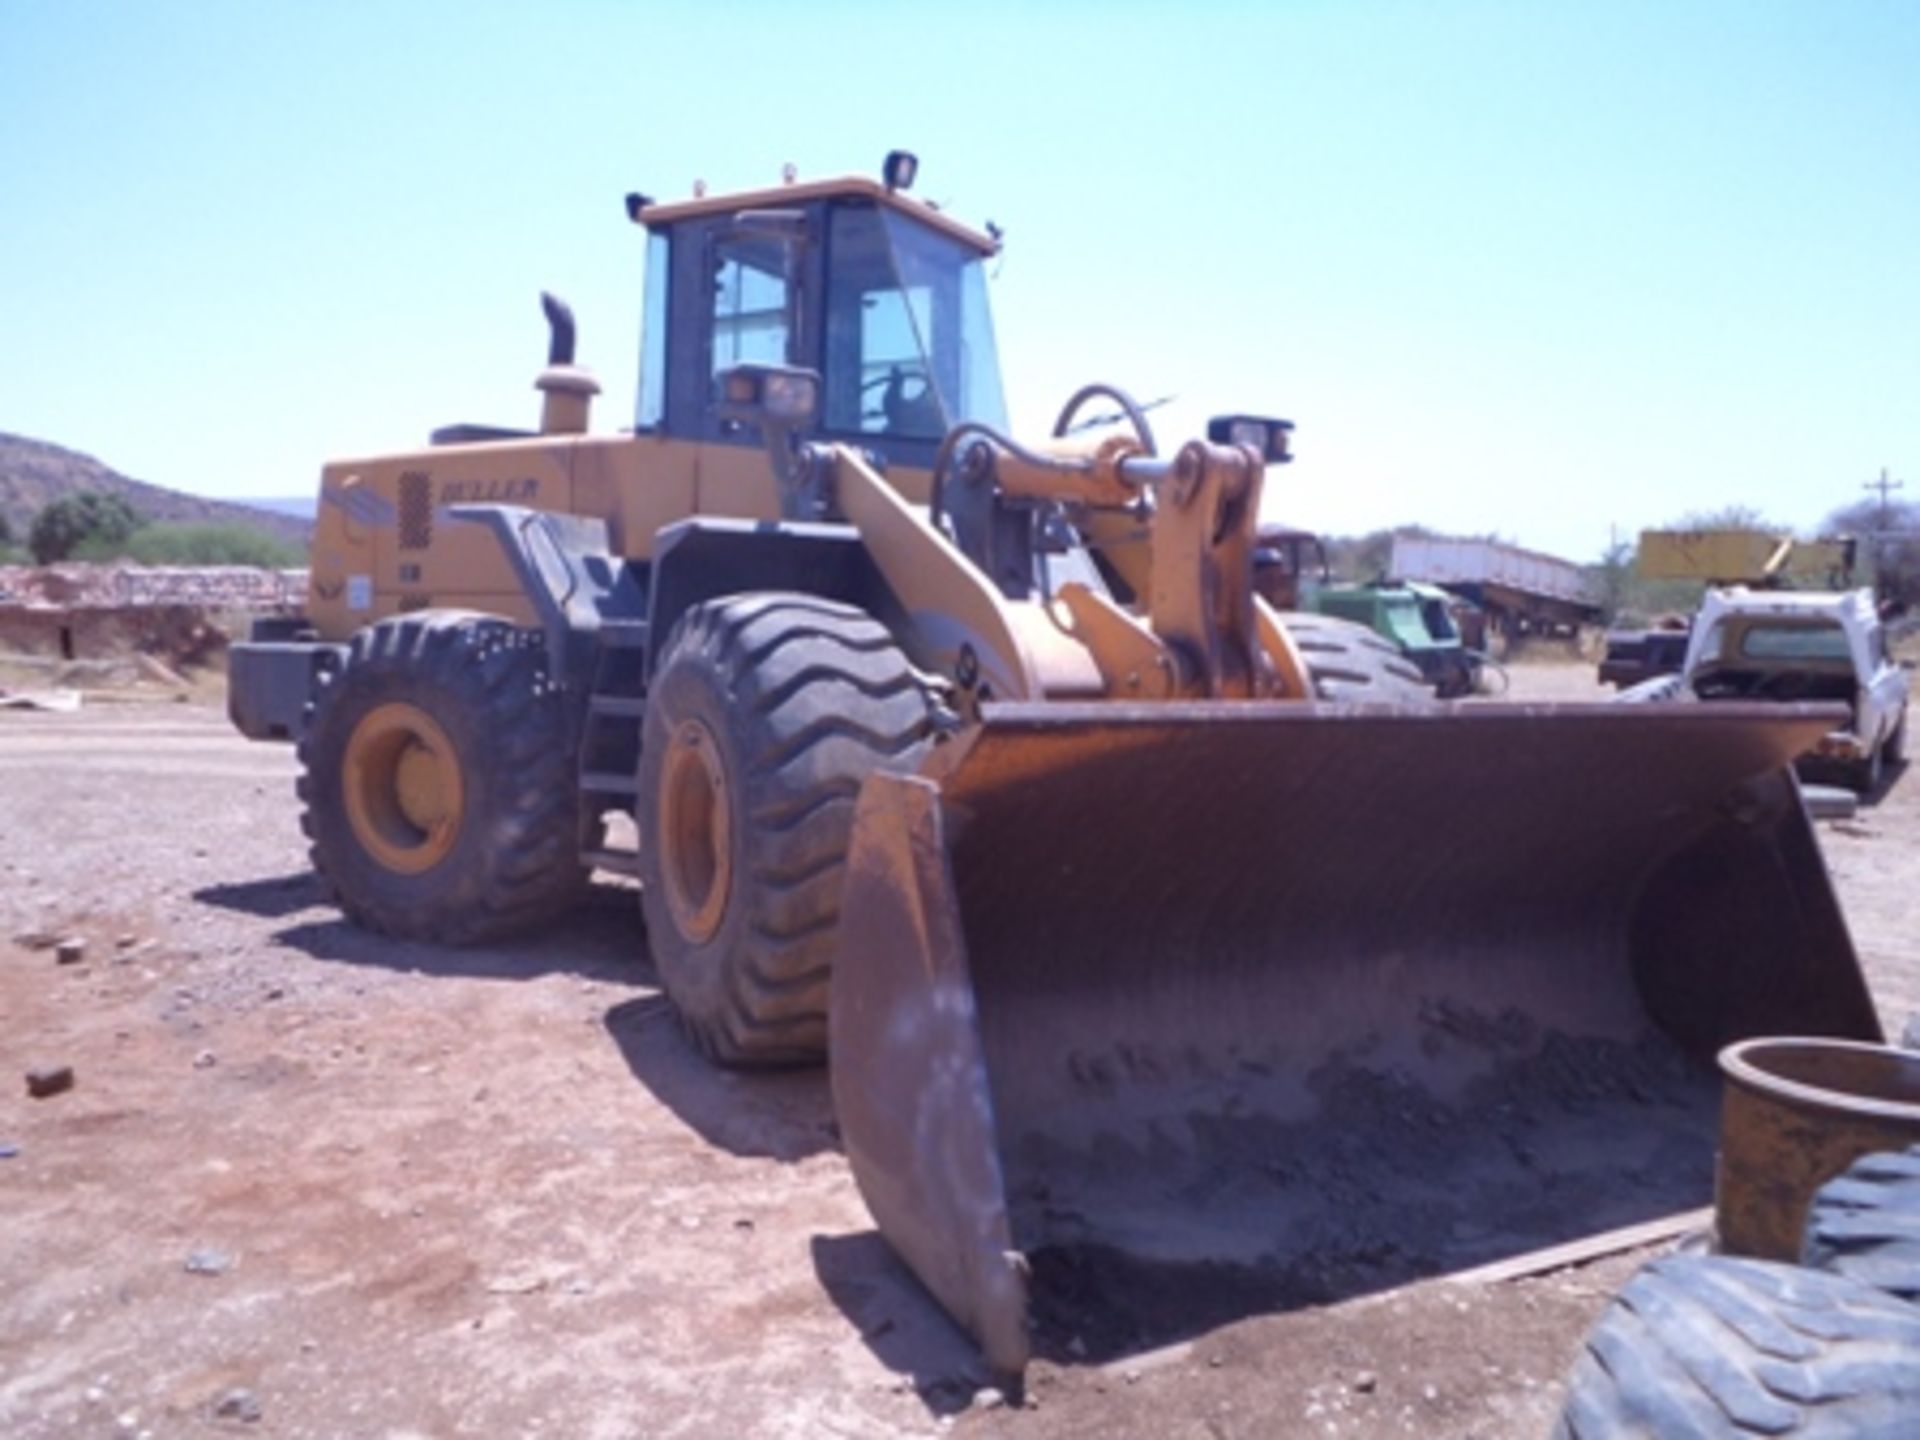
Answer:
top-left (26, 1065), bottom-right (75, 1098)
top-left (194, 1050), bottom-right (218, 1069)
top-left (213, 1387), bottom-right (262, 1423)
top-left (56, 937), bottom-right (86, 965)
top-left (185, 1248), bottom-right (234, 1276)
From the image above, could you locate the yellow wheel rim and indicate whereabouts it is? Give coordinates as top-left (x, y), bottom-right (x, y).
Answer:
top-left (659, 718), bottom-right (732, 945)
top-left (343, 702), bottom-right (465, 875)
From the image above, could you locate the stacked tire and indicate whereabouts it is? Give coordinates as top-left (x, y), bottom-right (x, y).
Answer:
top-left (1554, 1145), bottom-right (1920, 1438)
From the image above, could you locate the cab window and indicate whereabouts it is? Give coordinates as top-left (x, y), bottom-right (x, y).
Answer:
top-left (709, 234), bottom-right (791, 380)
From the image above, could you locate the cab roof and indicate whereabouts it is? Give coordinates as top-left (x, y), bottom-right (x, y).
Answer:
top-left (629, 175), bottom-right (999, 256)
top-left (1704, 586), bottom-right (1876, 616)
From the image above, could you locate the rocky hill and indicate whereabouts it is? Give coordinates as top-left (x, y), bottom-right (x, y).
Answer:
top-left (0, 432), bottom-right (312, 547)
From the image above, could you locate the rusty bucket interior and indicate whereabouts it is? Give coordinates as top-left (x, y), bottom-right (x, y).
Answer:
top-left (831, 700), bottom-right (1883, 1377)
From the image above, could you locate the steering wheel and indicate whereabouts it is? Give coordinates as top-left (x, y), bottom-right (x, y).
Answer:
top-left (860, 364), bottom-right (942, 436)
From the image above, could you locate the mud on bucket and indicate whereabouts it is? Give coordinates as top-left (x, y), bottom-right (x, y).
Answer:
top-left (1716, 1036), bottom-right (1920, 1262)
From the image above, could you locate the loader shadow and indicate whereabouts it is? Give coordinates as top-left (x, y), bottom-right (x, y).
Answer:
top-left (194, 873), bottom-right (648, 984)
top-left (810, 1232), bottom-right (989, 1416)
top-left (603, 995), bottom-right (839, 1162)
top-left (194, 871), bottom-right (332, 920)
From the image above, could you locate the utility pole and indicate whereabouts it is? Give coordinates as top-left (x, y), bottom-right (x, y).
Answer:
top-left (1865, 467), bottom-right (1905, 532)
top-left (1859, 468), bottom-right (1907, 601)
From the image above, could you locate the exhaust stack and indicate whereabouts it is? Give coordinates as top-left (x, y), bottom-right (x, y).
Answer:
top-left (535, 291), bottom-right (599, 435)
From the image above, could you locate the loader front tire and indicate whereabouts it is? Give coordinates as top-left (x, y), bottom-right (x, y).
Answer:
top-left (1276, 611), bottom-right (1432, 702)
top-left (638, 594), bottom-right (936, 1067)
top-left (298, 612), bottom-right (586, 944)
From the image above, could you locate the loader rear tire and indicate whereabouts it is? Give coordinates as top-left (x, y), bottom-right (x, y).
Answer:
top-left (298, 612), bottom-right (587, 944)
top-left (1802, 1145), bottom-right (1920, 1306)
top-left (1552, 1254), bottom-right (1920, 1438)
top-left (1275, 611), bottom-right (1432, 702)
top-left (638, 593), bottom-right (937, 1067)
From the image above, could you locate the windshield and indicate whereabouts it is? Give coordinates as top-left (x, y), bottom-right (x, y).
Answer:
top-left (1419, 596), bottom-right (1460, 642)
top-left (822, 205), bottom-right (1007, 442)
top-left (1383, 599), bottom-right (1436, 650)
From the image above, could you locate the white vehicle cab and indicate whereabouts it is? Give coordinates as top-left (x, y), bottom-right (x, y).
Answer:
top-left (1674, 587), bottom-right (1911, 792)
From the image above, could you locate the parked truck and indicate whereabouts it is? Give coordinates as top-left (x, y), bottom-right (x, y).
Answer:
top-left (1626, 587), bottom-right (1910, 793)
top-left (1391, 534), bottom-right (1601, 644)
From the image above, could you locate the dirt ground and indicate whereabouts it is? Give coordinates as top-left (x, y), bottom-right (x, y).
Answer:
top-left (2, 660), bottom-right (1915, 1439)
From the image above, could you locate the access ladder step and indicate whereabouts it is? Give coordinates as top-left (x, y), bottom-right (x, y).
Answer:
top-left (589, 695), bottom-right (648, 719)
top-left (583, 847), bottom-right (641, 877)
top-left (599, 620), bottom-right (650, 650)
top-left (579, 770), bottom-right (639, 797)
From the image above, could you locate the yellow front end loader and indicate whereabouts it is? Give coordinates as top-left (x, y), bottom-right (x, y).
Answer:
top-left (229, 153), bottom-right (1881, 1378)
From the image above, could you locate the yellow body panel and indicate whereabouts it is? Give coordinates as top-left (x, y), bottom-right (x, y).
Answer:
top-left (308, 439), bottom-right (572, 636)
top-left (307, 422), bottom-right (946, 645)
top-left (571, 434), bottom-right (698, 558)
top-left (1638, 529), bottom-right (1854, 586)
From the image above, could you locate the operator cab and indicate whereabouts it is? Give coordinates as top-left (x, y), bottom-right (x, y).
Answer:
top-left (629, 165), bottom-right (1008, 470)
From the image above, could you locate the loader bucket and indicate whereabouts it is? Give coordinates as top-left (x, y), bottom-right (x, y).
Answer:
top-left (831, 700), bottom-right (1881, 1377)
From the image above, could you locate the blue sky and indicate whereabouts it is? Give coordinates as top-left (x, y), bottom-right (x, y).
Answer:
top-left (2, 1), bottom-right (1915, 562)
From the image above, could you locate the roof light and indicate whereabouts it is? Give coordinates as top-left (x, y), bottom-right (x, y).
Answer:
top-left (883, 149), bottom-right (918, 192)
top-left (1208, 414), bottom-right (1295, 465)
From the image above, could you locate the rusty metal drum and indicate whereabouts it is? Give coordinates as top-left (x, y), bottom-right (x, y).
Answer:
top-left (1716, 1037), bottom-right (1920, 1261)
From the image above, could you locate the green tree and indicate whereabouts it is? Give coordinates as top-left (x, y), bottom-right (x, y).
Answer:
top-left (27, 492), bottom-right (145, 563)
top-left (1589, 538), bottom-right (1635, 624)
top-left (1823, 495), bottom-right (1920, 611)
top-left (1674, 504), bottom-right (1782, 532)
top-left (72, 521), bottom-right (304, 568)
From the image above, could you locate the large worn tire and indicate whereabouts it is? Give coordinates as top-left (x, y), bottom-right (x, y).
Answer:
top-left (1850, 740), bottom-right (1885, 797)
top-left (1802, 1145), bottom-right (1920, 1306)
top-left (1553, 1254), bottom-right (1920, 1438)
top-left (1275, 611), bottom-right (1432, 702)
top-left (299, 611), bottom-right (586, 944)
top-left (637, 593), bottom-right (936, 1067)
